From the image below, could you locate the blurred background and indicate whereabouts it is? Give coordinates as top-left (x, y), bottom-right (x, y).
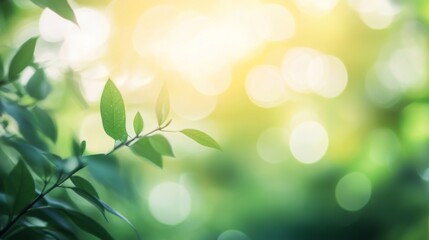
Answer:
top-left (1, 0), bottom-right (429, 239)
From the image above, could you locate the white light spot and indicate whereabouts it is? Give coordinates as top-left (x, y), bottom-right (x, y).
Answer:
top-left (246, 65), bottom-right (286, 108)
top-left (260, 4), bottom-right (295, 41)
top-left (39, 8), bottom-right (77, 42)
top-left (218, 230), bottom-right (250, 240)
top-left (335, 172), bottom-right (372, 211)
top-left (149, 182), bottom-right (192, 225)
top-left (295, 0), bottom-right (339, 16)
top-left (348, 0), bottom-right (400, 30)
top-left (257, 128), bottom-right (288, 164)
top-left (314, 55), bottom-right (348, 98)
top-left (289, 121), bottom-right (329, 164)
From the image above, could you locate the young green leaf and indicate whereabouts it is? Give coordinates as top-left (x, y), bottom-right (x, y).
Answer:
top-left (149, 134), bottom-right (175, 157)
top-left (130, 137), bottom-right (163, 168)
top-left (180, 129), bottom-right (221, 150)
top-left (26, 69), bottom-right (52, 100)
top-left (8, 37), bottom-right (38, 81)
top-left (100, 79), bottom-right (127, 142)
top-left (71, 176), bottom-right (99, 198)
top-left (30, 0), bottom-right (78, 24)
top-left (133, 112), bottom-right (143, 136)
top-left (155, 86), bottom-right (170, 126)
top-left (4, 160), bottom-right (35, 216)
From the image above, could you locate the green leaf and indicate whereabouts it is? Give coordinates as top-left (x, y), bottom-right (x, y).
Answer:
top-left (133, 112), bottom-right (143, 136)
top-left (4, 160), bottom-right (35, 216)
top-left (71, 176), bottom-right (99, 198)
top-left (80, 140), bottom-right (86, 155)
top-left (0, 56), bottom-right (4, 79)
top-left (98, 200), bottom-right (141, 240)
top-left (31, 106), bottom-right (57, 142)
top-left (30, 0), bottom-right (78, 24)
top-left (130, 137), bottom-right (163, 168)
top-left (25, 69), bottom-right (51, 100)
top-left (56, 208), bottom-right (114, 240)
top-left (68, 187), bottom-right (107, 221)
top-left (180, 129), bottom-right (221, 150)
top-left (8, 37), bottom-right (38, 81)
top-left (100, 79), bottom-right (127, 142)
top-left (149, 134), bottom-right (174, 157)
top-left (156, 86), bottom-right (170, 126)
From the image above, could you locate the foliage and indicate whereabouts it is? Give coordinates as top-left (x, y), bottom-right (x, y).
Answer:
top-left (0, 1), bottom-right (219, 239)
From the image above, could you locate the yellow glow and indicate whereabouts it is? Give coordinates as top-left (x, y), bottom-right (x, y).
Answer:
top-left (348, 0), bottom-right (400, 29)
top-left (295, 0), bottom-right (339, 16)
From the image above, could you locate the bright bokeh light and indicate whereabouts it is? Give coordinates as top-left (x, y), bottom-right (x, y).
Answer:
top-left (218, 230), bottom-right (250, 240)
top-left (133, 3), bottom-right (295, 96)
top-left (295, 0), bottom-right (339, 16)
top-left (282, 48), bottom-right (348, 98)
top-left (348, 0), bottom-right (400, 29)
top-left (59, 8), bottom-right (110, 70)
top-left (245, 65), bottom-right (286, 108)
top-left (39, 8), bottom-right (76, 42)
top-left (148, 182), bottom-right (192, 225)
top-left (335, 172), bottom-right (372, 211)
top-left (289, 121), bottom-right (329, 164)
top-left (257, 128), bottom-right (288, 164)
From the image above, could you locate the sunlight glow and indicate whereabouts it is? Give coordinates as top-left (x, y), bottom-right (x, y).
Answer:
top-left (348, 0), bottom-right (400, 29)
top-left (335, 172), bottom-right (372, 211)
top-left (290, 121), bottom-right (329, 164)
top-left (149, 182), bottom-right (192, 225)
top-left (295, 0), bottom-right (339, 16)
top-left (246, 65), bottom-right (286, 108)
top-left (282, 48), bottom-right (348, 98)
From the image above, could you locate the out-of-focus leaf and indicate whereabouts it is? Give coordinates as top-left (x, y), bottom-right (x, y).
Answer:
top-left (148, 134), bottom-right (175, 157)
top-left (30, 0), bottom-right (77, 24)
top-left (155, 86), bottom-right (170, 126)
top-left (8, 37), bottom-right (37, 81)
top-left (31, 106), bottom-right (57, 142)
top-left (84, 154), bottom-right (134, 199)
top-left (180, 129), bottom-right (221, 150)
top-left (4, 160), bottom-right (35, 216)
top-left (133, 112), bottom-right (143, 136)
top-left (47, 207), bottom-right (114, 240)
top-left (1, 100), bottom-right (47, 149)
top-left (28, 206), bottom-right (76, 239)
top-left (3, 137), bottom-right (53, 179)
top-left (130, 137), bottom-right (163, 168)
top-left (80, 140), bottom-right (86, 155)
top-left (68, 187), bottom-right (107, 221)
top-left (70, 176), bottom-right (98, 198)
top-left (25, 69), bottom-right (51, 100)
top-left (0, 56), bottom-right (4, 79)
top-left (98, 200), bottom-right (141, 240)
top-left (100, 80), bottom-right (127, 142)
top-left (4, 226), bottom-right (47, 240)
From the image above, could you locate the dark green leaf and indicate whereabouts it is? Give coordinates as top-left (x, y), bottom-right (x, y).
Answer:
top-left (149, 134), bottom-right (174, 157)
top-left (98, 200), bottom-right (141, 240)
top-left (8, 37), bottom-right (38, 81)
top-left (4, 160), bottom-right (35, 216)
top-left (4, 226), bottom-right (47, 240)
top-left (31, 106), bottom-right (57, 142)
top-left (130, 137), bottom-right (163, 168)
top-left (31, 0), bottom-right (78, 24)
top-left (156, 86), bottom-right (170, 126)
top-left (133, 112), bottom-right (143, 136)
top-left (100, 80), bottom-right (127, 142)
top-left (70, 176), bottom-right (98, 198)
top-left (26, 69), bottom-right (51, 100)
top-left (56, 208), bottom-right (114, 240)
top-left (68, 187), bottom-right (107, 221)
top-left (180, 129), bottom-right (221, 150)
top-left (2, 100), bottom-right (47, 149)
top-left (80, 140), bottom-right (86, 155)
